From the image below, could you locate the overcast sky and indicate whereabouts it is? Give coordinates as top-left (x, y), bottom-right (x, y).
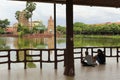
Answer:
top-left (1, 0), bottom-right (120, 26)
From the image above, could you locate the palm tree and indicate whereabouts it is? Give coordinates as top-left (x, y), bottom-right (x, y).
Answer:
top-left (25, 1), bottom-right (36, 31)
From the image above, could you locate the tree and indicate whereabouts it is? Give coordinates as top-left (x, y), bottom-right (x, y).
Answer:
top-left (25, 1), bottom-right (36, 30)
top-left (33, 22), bottom-right (46, 33)
top-left (17, 23), bottom-right (30, 37)
top-left (73, 22), bottom-right (88, 34)
top-left (24, 10), bottom-right (32, 20)
top-left (15, 11), bottom-right (20, 21)
top-left (0, 19), bottom-right (10, 28)
top-left (56, 25), bottom-right (66, 34)
top-left (0, 19), bottom-right (10, 34)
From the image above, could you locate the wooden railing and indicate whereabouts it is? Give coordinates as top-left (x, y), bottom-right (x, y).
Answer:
top-left (0, 49), bottom-right (65, 70)
top-left (0, 47), bottom-right (120, 70)
top-left (74, 47), bottom-right (120, 62)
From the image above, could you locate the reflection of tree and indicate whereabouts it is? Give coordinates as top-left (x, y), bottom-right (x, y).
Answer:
top-left (74, 35), bottom-right (120, 47)
top-left (57, 38), bottom-right (66, 44)
top-left (14, 37), bottom-right (46, 49)
top-left (18, 37), bottom-right (30, 49)
top-left (14, 37), bottom-right (48, 68)
top-left (0, 38), bottom-right (10, 50)
top-left (18, 50), bottom-right (36, 68)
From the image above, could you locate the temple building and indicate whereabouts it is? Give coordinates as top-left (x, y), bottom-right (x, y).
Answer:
top-left (6, 13), bottom-right (54, 35)
top-left (47, 16), bottom-right (54, 34)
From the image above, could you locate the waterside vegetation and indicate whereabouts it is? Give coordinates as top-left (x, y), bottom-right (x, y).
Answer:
top-left (73, 22), bottom-right (120, 35)
top-left (55, 22), bottom-right (120, 36)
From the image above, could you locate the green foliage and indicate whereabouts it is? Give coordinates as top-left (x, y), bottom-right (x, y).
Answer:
top-left (0, 28), bottom-right (5, 34)
top-left (26, 2), bottom-right (36, 14)
top-left (15, 11), bottom-right (20, 21)
top-left (56, 25), bottom-right (66, 34)
top-left (15, 10), bottom-right (31, 21)
top-left (15, 1), bottom-right (36, 29)
top-left (25, 2), bottom-right (36, 20)
top-left (25, 1), bottom-right (36, 30)
top-left (0, 19), bottom-right (10, 28)
top-left (24, 10), bottom-right (32, 19)
top-left (73, 22), bottom-right (120, 35)
top-left (57, 22), bottom-right (120, 35)
top-left (17, 24), bottom-right (30, 37)
top-left (0, 19), bottom-right (10, 34)
top-left (33, 23), bottom-right (46, 33)
top-left (73, 22), bottom-right (87, 34)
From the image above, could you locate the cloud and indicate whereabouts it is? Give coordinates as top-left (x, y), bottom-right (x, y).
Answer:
top-left (73, 5), bottom-right (120, 24)
top-left (1, 0), bottom-right (120, 26)
top-left (0, 0), bottom-right (26, 25)
top-left (32, 3), bottom-right (54, 25)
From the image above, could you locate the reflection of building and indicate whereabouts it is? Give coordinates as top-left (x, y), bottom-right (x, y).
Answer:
top-left (47, 16), bottom-right (54, 34)
top-left (47, 36), bottom-right (54, 49)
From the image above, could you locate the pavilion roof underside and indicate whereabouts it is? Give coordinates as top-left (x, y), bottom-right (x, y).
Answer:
top-left (14, 0), bottom-right (120, 8)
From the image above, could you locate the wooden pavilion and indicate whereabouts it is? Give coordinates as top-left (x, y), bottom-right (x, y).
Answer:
top-left (12, 0), bottom-right (120, 76)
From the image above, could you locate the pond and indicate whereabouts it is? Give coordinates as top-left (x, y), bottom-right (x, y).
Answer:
top-left (0, 36), bottom-right (66, 49)
top-left (1, 35), bottom-right (120, 50)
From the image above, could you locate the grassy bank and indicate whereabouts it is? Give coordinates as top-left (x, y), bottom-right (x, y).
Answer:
top-left (74, 35), bottom-right (120, 39)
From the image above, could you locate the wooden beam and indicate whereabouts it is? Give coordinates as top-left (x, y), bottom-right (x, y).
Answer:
top-left (12, 0), bottom-right (120, 8)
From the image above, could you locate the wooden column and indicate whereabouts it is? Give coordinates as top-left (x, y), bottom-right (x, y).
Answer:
top-left (54, 3), bottom-right (57, 69)
top-left (64, 0), bottom-right (75, 76)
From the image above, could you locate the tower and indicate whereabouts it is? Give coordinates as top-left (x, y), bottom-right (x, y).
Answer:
top-left (47, 16), bottom-right (54, 34)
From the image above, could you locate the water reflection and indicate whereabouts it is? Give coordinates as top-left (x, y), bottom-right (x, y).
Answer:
top-left (1, 36), bottom-right (120, 49)
top-left (0, 37), bottom-right (10, 50)
top-left (47, 36), bottom-right (54, 49)
top-left (0, 36), bottom-right (66, 50)
top-left (15, 37), bottom-right (55, 68)
top-left (14, 37), bottom-right (47, 49)
top-left (1, 36), bottom-right (120, 68)
top-left (74, 36), bottom-right (120, 47)
top-left (18, 51), bottom-right (36, 68)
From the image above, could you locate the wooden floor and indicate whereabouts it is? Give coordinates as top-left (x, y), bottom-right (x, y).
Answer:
top-left (0, 58), bottom-right (120, 80)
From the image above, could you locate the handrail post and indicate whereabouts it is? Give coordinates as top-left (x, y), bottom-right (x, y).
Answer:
top-left (104, 47), bottom-right (106, 63)
top-left (54, 49), bottom-right (57, 69)
top-left (117, 48), bottom-right (119, 62)
top-left (110, 47), bottom-right (112, 57)
top-left (8, 50), bottom-right (11, 70)
top-left (24, 50), bottom-right (27, 69)
top-left (16, 50), bottom-right (19, 62)
top-left (81, 48), bottom-right (83, 63)
top-left (48, 50), bottom-right (50, 61)
top-left (91, 48), bottom-right (93, 57)
top-left (40, 50), bottom-right (42, 69)
top-left (86, 48), bottom-right (88, 52)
